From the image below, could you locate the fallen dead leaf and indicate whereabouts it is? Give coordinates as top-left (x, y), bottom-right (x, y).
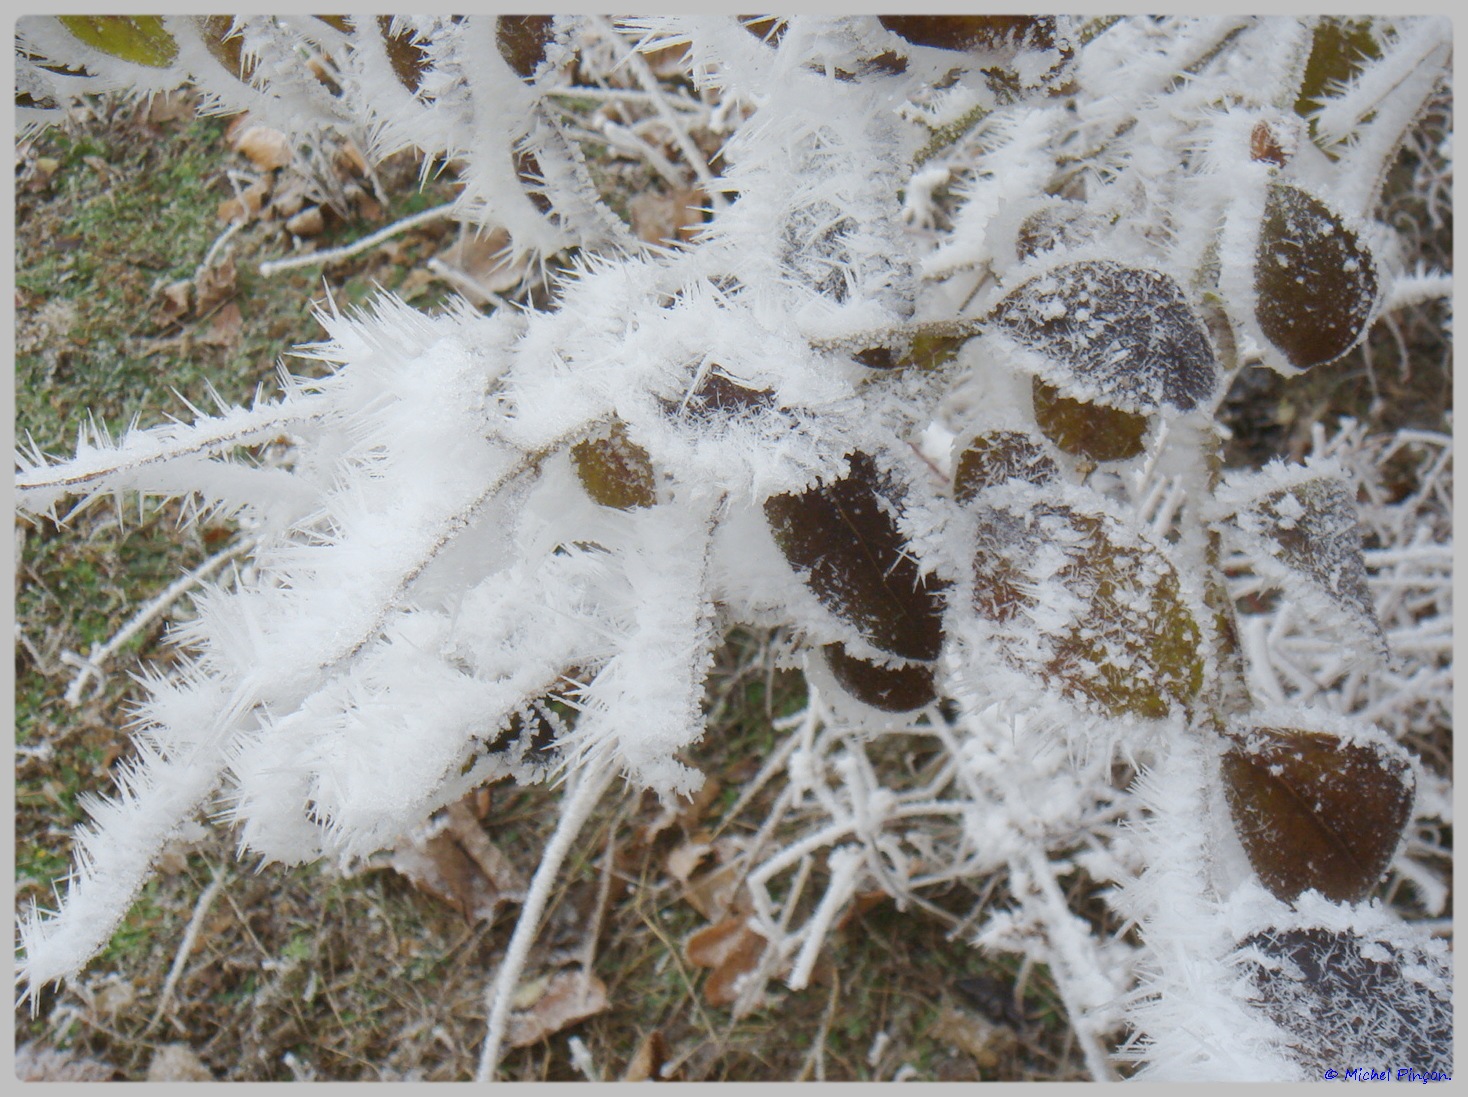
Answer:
top-left (931, 1004), bottom-right (1018, 1072)
top-left (435, 227), bottom-right (528, 302)
top-left (195, 253), bottom-right (237, 316)
top-left (15, 1042), bottom-right (118, 1082)
top-left (200, 302), bottom-right (243, 348)
top-left (285, 206), bottom-right (325, 236)
top-left (622, 1029), bottom-right (671, 1081)
top-left (233, 124), bottom-right (292, 171)
top-left (665, 839), bottom-right (713, 885)
top-left (388, 796), bottom-right (525, 923)
top-left (154, 280), bottom-right (192, 326)
top-left (686, 916), bottom-right (767, 1008)
top-left (834, 888), bottom-right (889, 931)
top-left (505, 968), bottom-right (610, 1048)
top-left (217, 178), bottom-right (272, 224)
top-left (679, 838), bottom-right (746, 921)
top-left (629, 186), bottom-right (706, 248)
top-left (146, 1044), bottom-right (214, 1082)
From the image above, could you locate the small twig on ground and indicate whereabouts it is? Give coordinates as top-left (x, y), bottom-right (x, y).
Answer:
top-left (144, 865), bottom-right (226, 1035)
top-left (258, 202), bottom-right (458, 276)
top-left (590, 15), bottom-right (727, 212)
top-left (795, 969), bottom-right (841, 1082)
top-left (476, 764), bottom-right (618, 1082)
top-left (63, 537), bottom-right (255, 705)
top-left (425, 257), bottom-right (513, 311)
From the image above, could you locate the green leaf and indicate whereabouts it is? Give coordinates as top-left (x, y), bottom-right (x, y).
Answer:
top-left (571, 420), bottom-right (658, 510)
top-left (972, 492), bottom-right (1203, 717)
top-left (1031, 378), bottom-right (1148, 463)
top-left (58, 16), bottom-right (178, 68)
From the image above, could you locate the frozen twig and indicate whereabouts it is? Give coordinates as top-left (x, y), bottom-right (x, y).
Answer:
top-left (477, 764), bottom-right (617, 1082)
top-left (64, 538), bottom-right (255, 705)
top-left (258, 202), bottom-right (458, 276)
top-left (144, 865), bottom-right (226, 1035)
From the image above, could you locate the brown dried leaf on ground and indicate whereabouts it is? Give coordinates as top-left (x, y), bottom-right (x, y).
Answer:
top-left (233, 124), bottom-right (293, 172)
top-left (435, 227), bottom-right (530, 302)
top-left (629, 186), bottom-right (706, 247)
top-left (622, 1029), bottom-right (672, 1081)
top-left (389, 796), bottom-right (526, 923)
top-left (15, 1041), bottom-right (119, 1081)
top-left (195, 252), bottom-right (237, 316)
top-left (146, 1043), bottom-right (215, 1082)
top-left (154, 279), bottom-right (193, 326)
top-left (505, 968), bottom-right (610, 1048)
top-left (200, 302), bottom-right (243, 348)
top-left (217, 178), bottom-right (271, 224)
top-left (932, 1003), bottom-right (1019, 1073)
top-left (686, 916), bottom-right (768, 1008)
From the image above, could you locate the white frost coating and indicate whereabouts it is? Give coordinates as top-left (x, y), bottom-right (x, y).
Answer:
top-left (12, 15), bottom-right (1450, 1082)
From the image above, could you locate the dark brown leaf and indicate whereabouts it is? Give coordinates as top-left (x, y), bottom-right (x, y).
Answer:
top-left (953, 429), bottom-right (1058, 502)
top-left (822, 642), bottom-right (935, 713)
top-left (764, 451), bottom-right (947, 662)
top-left (1221, 725), bottom-right (1414, 903)
top-left (989, 259), bottom-right (1217, 413)
top-left (1254, 183), bottom-right (1379, 370)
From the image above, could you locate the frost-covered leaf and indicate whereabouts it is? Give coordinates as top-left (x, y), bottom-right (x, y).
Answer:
top-left (496, 15), bottom-right (557, 80)
top-left (378, 16), bottom-right (430, 92)
top-left (821, 642), bottom-right (936, 713)
top-left (1221, 722), bottom-right (1414, 903)
top-left (505, 968), bottom-right (609, 1048)
top-left (953, 429), bottom-right (1058, 502)
top-left (971, 487), bottom-right (1203, 718)
top-left (764, 452), bottom-right (947, 662)
top-left (58, 16), bottom-right (177, 67)
top-left (988, 260), bottom-right (1217, 414)
top-left (1031, 377), bottom-right (1149, 463)
top-left (1253, 183), bottom-right (1379, 371)
top-left (1292, 18), bottom-right (1381, 143)
top-left (1235, 925), bottom-right (1451, 1076)
top-left (571, 420), bottom-right (659, 510)
top-left (1219, 459), bottom-right (1384, 653)
top-left (878, 15), bottom-right (1057, 54)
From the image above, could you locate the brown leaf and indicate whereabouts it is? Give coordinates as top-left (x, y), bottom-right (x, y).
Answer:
top-left (436, 227), bottom-right (528, 301)
top-left (932, 1004), bottom-right (1017, 1072)
top-left (200, 302), bottom-right (243, 348)
top-left (629, 187), bottom-right (706, 247)
top-left (686, 917), bottom-right (767, 1008)
top-left (233, 124), bottom-right (292, 171)
top-left (194, 253), bottom-right (237, 316)
top-left (217, 179), bottom-right (271, 224)
top-left (444, 798), bottom-right (527, 896)
top-left (154, 280), bottom-right (192, 326)
top-left (505, 969), bottom-right (610, 1048)
top-left (665, 839), bottom-right (713, 885)
top-left (146, 1044), bottom-right (214, 1082)
top-left (1222, 724), bottom-right (1415, 903)
top-left (285, 206), bottom-right (325, 237)
top-left (622, 1029), bottom-right (671, 1081)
